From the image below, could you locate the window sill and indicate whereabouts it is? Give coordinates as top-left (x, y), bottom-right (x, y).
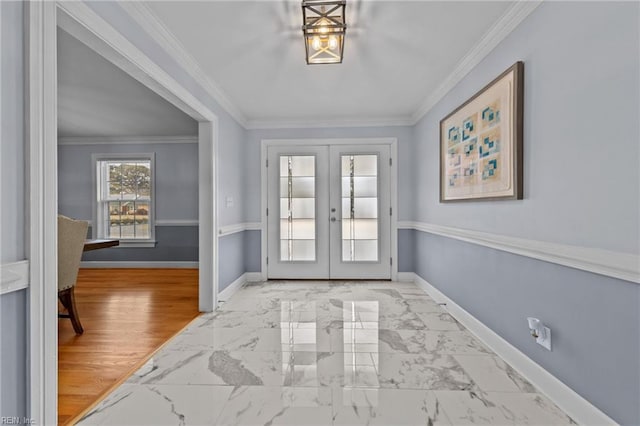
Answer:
top-left (113, 240), bottom-right (157, 248)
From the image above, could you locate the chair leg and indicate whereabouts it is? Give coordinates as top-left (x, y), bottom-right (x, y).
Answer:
top-left (58, 288), bottom-right (84, 335)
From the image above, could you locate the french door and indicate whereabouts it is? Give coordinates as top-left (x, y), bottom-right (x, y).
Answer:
top-left (267, 144), bottom-right (391, 279)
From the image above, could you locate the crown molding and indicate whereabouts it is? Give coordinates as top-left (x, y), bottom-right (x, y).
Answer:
top-left (398, 221), bottom-right (640, 284)
top-left (410, 0), bottom-right (542, 125)
top-left (58, 135), bottom-right (197, 145)
top-left (119, 1), bottom-right (249, 128)
top-left (120, 1), bottom-right (540, 130)
top-left (246, 116), bottom-right (414, 130)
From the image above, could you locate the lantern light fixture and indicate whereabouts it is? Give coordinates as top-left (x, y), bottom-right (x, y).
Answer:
top-left (301, 0), bottom-right (346, 65)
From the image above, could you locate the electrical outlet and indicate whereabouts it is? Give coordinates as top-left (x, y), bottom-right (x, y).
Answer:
top-left (225, 196), bottom-right (234, 208)
top-left (536, 326), bottom-right (551, 351)
top-left (527, 317), bottom-right (551, 351)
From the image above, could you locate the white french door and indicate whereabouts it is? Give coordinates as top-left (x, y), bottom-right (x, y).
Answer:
top-left (267, 144), bottom-right (391, 279)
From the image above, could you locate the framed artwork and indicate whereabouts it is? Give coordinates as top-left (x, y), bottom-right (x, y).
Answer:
top-left (440, 61), bottom-right (524, 202)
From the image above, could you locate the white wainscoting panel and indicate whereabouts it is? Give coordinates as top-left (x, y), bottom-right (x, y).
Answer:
top-left (1, 261), bottom-right (30, 295)
top-left (399, 221), bottom-right (640, 284)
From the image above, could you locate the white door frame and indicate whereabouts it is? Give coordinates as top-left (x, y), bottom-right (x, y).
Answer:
top-left (26, 2), bottom-right (219, 423)
top-left (260, 138), bottom-right (398, 282)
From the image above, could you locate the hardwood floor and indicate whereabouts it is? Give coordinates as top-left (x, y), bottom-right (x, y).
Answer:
top-left (58, 268), bottom-right (200, 425)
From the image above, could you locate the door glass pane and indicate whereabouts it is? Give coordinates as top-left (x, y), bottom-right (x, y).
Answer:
top-left (280, 155), bottom-right (316, 261)
top-left (341, 155), bottom-right (379, 262)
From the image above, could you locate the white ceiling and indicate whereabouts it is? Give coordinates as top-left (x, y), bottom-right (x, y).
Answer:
top-left (57, 28), bottom-right (198, 138)
top-left (143, 1), bottom-right (514, 126)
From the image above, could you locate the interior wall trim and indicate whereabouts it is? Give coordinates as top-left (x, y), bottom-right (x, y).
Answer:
top-left (0, 261), bottom-right (30, 295)
top-left (218, 272), bottom-right (263, 303)
top-left (410, 0), bottom-right (542, 124)
top-left (58, 135), bottom-right (197, 145)
top-left (80, 261), bottom-right (198, 268)
top-left (218, 272), bottom-right (246, 302)
top-left (82, 219), bottom-right (198, 227)
top-left (398, 221), bottom-right (640, 284)
top-left (118, 1), bottom-right (249, 127)
top-left (246, 117), bottom-right (414, 130)
top-left (218, 222), bottom-right (261, 237)
top-left (156, 219), bottom-right (199, 227)
top-left (408, 273), bottom-right (617, 426)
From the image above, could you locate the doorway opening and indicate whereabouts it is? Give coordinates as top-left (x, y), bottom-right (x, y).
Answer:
top-left (27, 3), bottom-right (219, 423)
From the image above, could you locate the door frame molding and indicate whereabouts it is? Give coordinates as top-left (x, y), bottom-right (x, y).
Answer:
top-left (260, 138), bottom-right (398, 281)
top-left (26, 2), bottom-right (219, 423)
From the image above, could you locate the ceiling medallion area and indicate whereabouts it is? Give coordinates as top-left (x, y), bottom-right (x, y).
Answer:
top-left (301, 0), bottom-right (347, 65)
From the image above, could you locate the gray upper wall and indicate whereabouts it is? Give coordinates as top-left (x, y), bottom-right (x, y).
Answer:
top-left (0, 1), bottom-right (27, 420)
top-left (245, 126), bottom-right (414, 223)
top-left (57, 28), bottom-right (198, 138)
top-left (413, 1), bottom-right (640, 255)
top-left (58, 142), bottom-right (199, 262)
top-left (1, 1), bottom-right (24, 263)
top-left (58, 142), bottom-right (199, 222)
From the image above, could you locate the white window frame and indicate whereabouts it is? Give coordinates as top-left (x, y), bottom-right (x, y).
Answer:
top-left (91, 153), bottom-right (157, 247)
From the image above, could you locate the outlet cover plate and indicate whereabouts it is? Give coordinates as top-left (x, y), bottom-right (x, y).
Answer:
top-left (536, 326), bottom-right (551, 351)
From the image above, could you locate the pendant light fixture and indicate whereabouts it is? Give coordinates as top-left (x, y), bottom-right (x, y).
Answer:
top-left (301, 0), bottom-right (346, 65)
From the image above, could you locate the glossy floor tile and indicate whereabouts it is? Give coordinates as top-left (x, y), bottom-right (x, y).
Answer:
top-left (79, 281), bottom-right (575, 425)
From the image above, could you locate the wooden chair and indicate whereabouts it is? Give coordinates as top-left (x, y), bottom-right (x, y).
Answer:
top-left (58, 215), bottom-right (89, 334)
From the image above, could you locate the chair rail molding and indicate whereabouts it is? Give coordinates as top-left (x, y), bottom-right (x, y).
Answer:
top-left (398, 221), bottom-right (640, 284)
top-left (218, 222), bottom-right (261, 237)
top-left (0, 261), bottom-right (30, 295)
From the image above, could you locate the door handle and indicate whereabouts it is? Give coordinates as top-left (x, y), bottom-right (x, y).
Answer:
top-left (330, 217), bottom-right (341, 222)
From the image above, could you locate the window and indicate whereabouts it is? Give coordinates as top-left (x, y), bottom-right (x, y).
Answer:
top-left (93, 154), bottom-right (155, 246)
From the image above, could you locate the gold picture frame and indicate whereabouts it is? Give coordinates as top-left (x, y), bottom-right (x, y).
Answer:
top-left (440, 61), bottom-right (524, 202)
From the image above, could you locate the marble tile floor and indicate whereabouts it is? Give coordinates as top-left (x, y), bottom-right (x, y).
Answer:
top-left (79, 281), bottom-right (575, 426)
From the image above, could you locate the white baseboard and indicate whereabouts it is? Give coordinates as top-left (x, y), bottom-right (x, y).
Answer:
top-left (406, 272), bottom-right (617, 426)
top-left (396, 272), bottom-right (416, 282)
top-left (245, 272), bottom-right (263, 282)
top-left (218, 273), bottom-right (248, 301)
top-left (80, 261), bottom-right (198, 268)
top-left (1, 260), bottom-right (30, 295)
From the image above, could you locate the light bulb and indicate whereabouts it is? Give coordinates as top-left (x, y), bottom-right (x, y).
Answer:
top-left (312, 36), bottom-right (321, 51)
top-left (328, 36), bottom-right (338, 50)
